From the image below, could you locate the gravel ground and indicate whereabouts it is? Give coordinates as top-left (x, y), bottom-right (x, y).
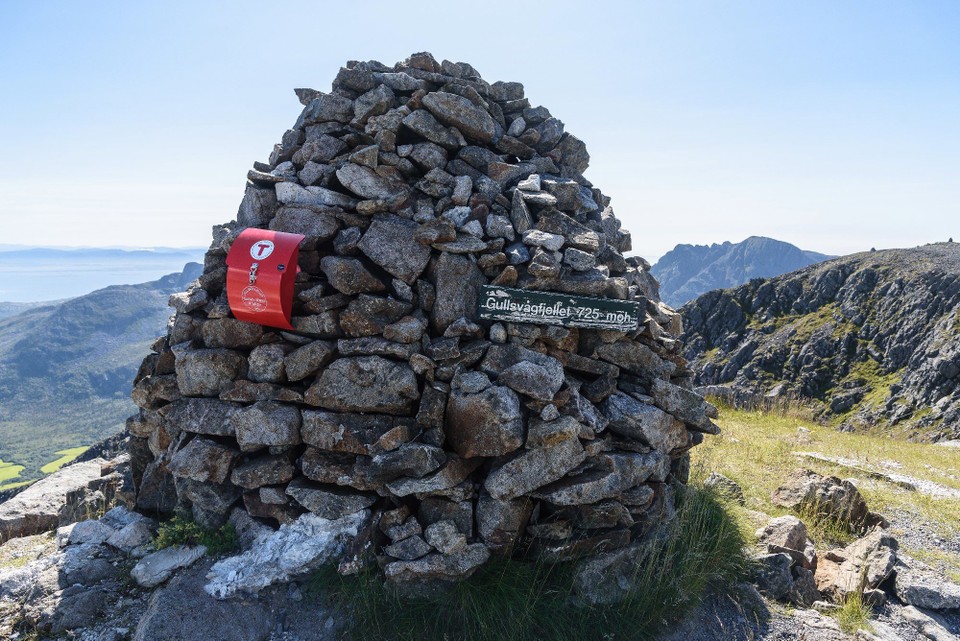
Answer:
top-left (886, 506), bottom-right (960, 559)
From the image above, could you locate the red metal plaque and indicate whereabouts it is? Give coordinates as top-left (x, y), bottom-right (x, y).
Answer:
top-left (226, 229), bottom-right (305, 330)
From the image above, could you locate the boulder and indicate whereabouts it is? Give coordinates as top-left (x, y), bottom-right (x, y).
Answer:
top-left (168, 438), bottom-right (239, 484)
top-left (601, 392), bottom-right (688, 453)
top-left (751, 552), bottom-right (794, 601)
top-left (421, 92), bottom-right (498, 143)
top-left (357, 214), bottom-right (431, 284)
top-left (649, 379), bottom-right (719, 434)
top-left (284, 340), bottom-right (335, 382)
top-left (572, 545), bottom-right (645, 605)
top-left (385, 457), bottom-right (481, 497)
top-left (772, 469), bottom-right (870, 532)
top-left (162, 398), bottom-right (240, 436)
top-left (175, 349), bottom-right (246, 397)
top-left (814, 527), bottom-right (897, 600)
top-left (305, 357), bottom-right (420, 415)
top-left (703, 472), bottom-right (746, 505)
top-left (230, 454), bottom-right (296, 490)
top-left (475, 493), bottom-right (533, 556)
top-left (531, 451), bottom-right (669, 506)
top-left (755, 515), bottom-right (808, 554)
top-left (900, 605), bottom-right (957, 641)
top-left (285, 479), bottom-right (376, 520)
top-left (302, 411), bottom-right (414, 456)
top-left (497, 359), bottom-right (565, 401)
top-left (133, 561), bottom-right (275, 641)
top-left (384, 543), bottom-right (490, 596)
top-left (201, 318), bottom-right (264, 349)
top-left (445, 385), bottom-right (524, 458)
top-left (431, 252), bottom-right (486, 333)
top-left (895, 558), bottom-right (960, 610)
top-left (385, 535), bottom-right (432, 561)
top-left (320, 256), bottom-right (387, 295)
top-left (484, 436), bottom-right (586, 501)
top-left (0, 460), bottom-right (105, 543)
top-left (230, 401), bottom-right (302, 452)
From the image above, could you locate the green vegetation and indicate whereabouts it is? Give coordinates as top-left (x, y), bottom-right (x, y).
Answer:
top-left (153, 514), bottom-right (239, 555)
top-left (40, 446), bottom-right (89, 474)
top-left (697, 403), bottom-right (960, 560)
top-left (746, 303), bottom-right (850, 340)
top-left (308, 479), bottom-right (747, 641)
top-left (0, 460), bottom-right (25, 485)
top-left (0, 481), bottom-right (31, 492)
top-left (835, 591), bottom-right (873, 634)
top-left (0, 396), bottom-right (129, 480)
top-left (0, 271), bottom-right (190, 482)
top-left (830, 359), bottom-right (902, 421)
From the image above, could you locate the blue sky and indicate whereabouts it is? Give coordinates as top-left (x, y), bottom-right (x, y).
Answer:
top-left (1, 1), bottom-right (957, 261)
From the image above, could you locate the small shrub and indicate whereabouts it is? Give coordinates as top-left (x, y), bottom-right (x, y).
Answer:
top-left (834, 590), bottom-right (872, 634)
top-left (153, 514), bottom-right (238, 555)
top-left (793, 501), bottom-right (858, 547)
top-left (308, 480), bottom-right (748, 641)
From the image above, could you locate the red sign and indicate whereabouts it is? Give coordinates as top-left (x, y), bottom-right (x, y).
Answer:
top-left (226, 229), bottom-right (305, 330)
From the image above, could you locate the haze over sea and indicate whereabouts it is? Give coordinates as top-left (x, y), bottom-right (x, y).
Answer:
top-left (0, 246), bottom-right (205, 302)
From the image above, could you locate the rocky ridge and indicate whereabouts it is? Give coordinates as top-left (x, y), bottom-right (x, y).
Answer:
top-left (681, 244), bottom-right (960, 440)
top-left (128, 52), bottom-right (716, 595)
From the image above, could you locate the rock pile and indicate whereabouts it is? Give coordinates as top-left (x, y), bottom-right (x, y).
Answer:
top-left (750, 469), bottom-right (960, 624)
top-left (128, 52), bottom-right (718, 592)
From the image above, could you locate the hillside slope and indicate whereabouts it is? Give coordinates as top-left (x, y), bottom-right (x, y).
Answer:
top-left (0, 263), bottom-right (202, 478)
top-left (681, 243), bottom-right (960, 440)
top-left (652, 236), bottom-right (832, 307)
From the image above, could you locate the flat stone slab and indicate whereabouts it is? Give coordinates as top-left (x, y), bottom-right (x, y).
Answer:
top-left (205, 510), bottom-right (370, 599)
top-left (131, 545), bottom-right (207, 588)
top-left (0, 460), bottom-right (104, 544)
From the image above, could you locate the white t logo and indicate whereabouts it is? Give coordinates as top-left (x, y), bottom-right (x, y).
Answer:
top-left (250, 240), bottom-right (275, 260)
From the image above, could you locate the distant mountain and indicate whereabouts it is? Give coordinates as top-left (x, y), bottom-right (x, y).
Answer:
top-left (651, 236), bottom-right (832, 307)
top-left (681, 243), bottom-right (960, 441)
top-left (0, 301), bottom-right (57, 321)
top-left (0, 246), bottom-right (205, 302)
top-left (0, 263), bottom-right (202, 480)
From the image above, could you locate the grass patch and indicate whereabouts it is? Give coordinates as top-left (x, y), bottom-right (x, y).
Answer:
top-left (695, 404), bottom-right (960, 561)
top-left (834, 591), bottom-right (873, 634)
top-left (0, 480), bottom-right (32, 492)
top-left (830, 358), bottom-right (902, 425)
top-left (153, 514), bottom-right (238, 555)
top-left (0, 460), bottom-right (25, 484)
top-left (39, 446), bottom-right (89, 474)
top-left (309, 480), bottom-right (747, 641)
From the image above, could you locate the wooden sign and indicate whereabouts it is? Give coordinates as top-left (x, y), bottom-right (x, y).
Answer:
top-left (477, 285), bottom-right (641, 331)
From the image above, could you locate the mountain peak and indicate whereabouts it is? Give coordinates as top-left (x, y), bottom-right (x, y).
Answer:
top-left (651, 237), bottom-right (832, 307)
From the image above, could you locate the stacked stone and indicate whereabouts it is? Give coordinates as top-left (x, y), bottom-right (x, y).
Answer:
top-left (128, 52), bottom-right (719, 591)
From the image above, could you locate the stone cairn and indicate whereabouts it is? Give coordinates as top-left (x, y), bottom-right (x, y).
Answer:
top-left (128, 52), bottom-right (719, 593)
